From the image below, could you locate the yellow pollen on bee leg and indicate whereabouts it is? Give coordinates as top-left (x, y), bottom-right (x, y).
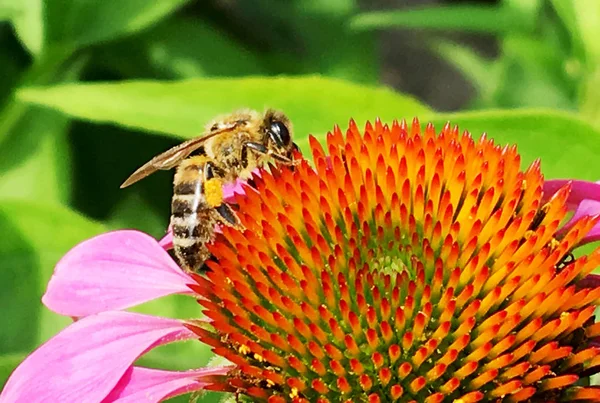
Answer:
top-left (204, 178), bottom-right (224, 207)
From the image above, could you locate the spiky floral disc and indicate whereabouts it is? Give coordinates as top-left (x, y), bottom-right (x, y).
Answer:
top-left (192, 119), bottom-right (600, 402)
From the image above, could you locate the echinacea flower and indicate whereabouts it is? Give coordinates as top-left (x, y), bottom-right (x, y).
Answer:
top-left (3, 118), bottom-right (600, 402)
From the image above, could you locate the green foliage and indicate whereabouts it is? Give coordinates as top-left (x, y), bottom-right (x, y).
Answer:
top-left (17, 76), bottom-right (431, 151)
top-left (1, 0), bottom-right (600, 399)
top-left (0, 202), bottom-right (104, 355)
top-left (352, 0), bottom-right (600, 118)
top-left (350, 4), bottom-right (531, 34)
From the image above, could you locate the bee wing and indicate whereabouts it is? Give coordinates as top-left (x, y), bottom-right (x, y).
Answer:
top-left (120, 124), bottom-right (239, 188)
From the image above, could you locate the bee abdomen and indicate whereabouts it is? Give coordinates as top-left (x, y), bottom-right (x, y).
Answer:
top-left (171, 178), bottom-right (214, 271)
top-left (172, 235), bottom-right (209, 271)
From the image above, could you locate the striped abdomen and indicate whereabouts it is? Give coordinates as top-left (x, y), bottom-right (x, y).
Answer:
top-left (171, 156), bottom-right (218, 272)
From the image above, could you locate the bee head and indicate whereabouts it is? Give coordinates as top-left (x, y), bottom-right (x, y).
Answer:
top-left (264, 109), bottom-right (296, 159)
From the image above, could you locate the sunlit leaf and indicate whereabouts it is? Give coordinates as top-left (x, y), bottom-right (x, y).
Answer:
top-left (430, 108), bottom-right (600, 180)
top-left (350, 5), bottom-right (529, 34)
top-left (2, 0), bottom-right (43, 55)
top-left (17, 76), bottom-right (431, 152)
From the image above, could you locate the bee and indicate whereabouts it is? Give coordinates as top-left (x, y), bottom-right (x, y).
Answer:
top-left (121, 109), bottom-right (299, 272)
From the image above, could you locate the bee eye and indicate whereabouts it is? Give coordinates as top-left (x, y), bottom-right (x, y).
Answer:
top-left (269, 121), bottom-right (291, 147)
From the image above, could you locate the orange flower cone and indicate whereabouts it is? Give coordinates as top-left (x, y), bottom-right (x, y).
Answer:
top-left (190, 118), bottom-right (600, 402)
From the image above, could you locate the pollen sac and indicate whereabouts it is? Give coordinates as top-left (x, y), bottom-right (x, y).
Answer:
top-left (194, 119), bottom-right (600, 402)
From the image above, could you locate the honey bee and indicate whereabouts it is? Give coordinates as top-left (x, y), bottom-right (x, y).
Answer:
top-left (121, 109), bottom-right (299, 272)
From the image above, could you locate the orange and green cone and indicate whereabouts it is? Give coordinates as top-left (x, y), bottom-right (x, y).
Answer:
top-left (191, 118), bottom-right (600, 402)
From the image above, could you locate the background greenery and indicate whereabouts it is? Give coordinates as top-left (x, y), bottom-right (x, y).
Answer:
top-left (1, 0), bottom-right (599, 401)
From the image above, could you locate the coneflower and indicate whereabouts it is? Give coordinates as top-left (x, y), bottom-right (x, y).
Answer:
top-left (2, 118), bottom-right (600, 402)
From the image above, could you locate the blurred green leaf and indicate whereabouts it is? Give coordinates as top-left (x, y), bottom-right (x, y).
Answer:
top-left (121, 18), bottom-right (264, 78)
top-left (294, 17), bottom-right (378, 84)
top-left (551, 0), bottom-right (600, 68)
top-left (502, 0), bottom-right (543, 21)
top-left (0, 107), bottom-right (71, 203)
top-left (502, 36), bottom-right (570, 84)
top-left (0, 201), bottom-right (105, 354)
top-left (193, 0), bottom-right (376, 84)
top-left (133, 294), bottom-right (213, 371)
top-left (3, 0), bottom-right (43, 55)
top-left (295, 0), bottom-right (356, 15)
top-left (108, 192), bottom-right (167, 238)
top-left (69, 123), bottom-right (174, 221)
top-left (0, 4), bottom-right (20, 20)
top-left (571, 0), bottom-right (600, 65)
top-left (579, 69), bottom-right (600, 127)
top-left (429, 109), bottom-right (600, 181)
top-left (17, 76), bottom-right (431, 152)
top-left (493, 36), bottom-right (575, 109)
top-left (350, 5), bottom-right (529, 34)
top-left (45, 0), bottom-right (189, 51)
top-left (552, 0), bottom-right (600, 125)
top-left (433, 40), bottom-right (500, 107)
top-left (0, 33), bottom-right (29, 106)
top-left (0, 55), bottom-right (86, 203)
top-left (0, 352), bottom-right (27, 389)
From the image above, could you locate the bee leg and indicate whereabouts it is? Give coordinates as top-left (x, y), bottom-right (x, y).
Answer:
top-left (245, 141), bottom-right (268, 155)
top-left (245, 142), bottom-right (295, 165)
top-left (198, 254), bottom-right (219, 273)
top-left (270, 152), bottom-right (297, 165)
top-left (204, 160), bottom-right (227, 183)
top-left (214, 203), bottom-right (242, 228)
top-left (204, 160), bottom-right (243, 229)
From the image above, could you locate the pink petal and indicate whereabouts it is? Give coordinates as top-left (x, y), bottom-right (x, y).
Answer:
top-left (543, 180), bottom-right (600, 210)
top-left (103, 366), bottom-right (230, 402)
top-left (545, 180), bottom-right (600, 244)
top-left (572, 199), bottom-right (600, 244)
top-left (158, 229), bottom-right (173, 250)
top-left (43, 230), bottom-right (194, 317)
top-left (577, 274), bottom-right (600, 289)
top-left (0, 312), bottom-right (195, 402)
top-left (222, 179), bottom-right (245, 201)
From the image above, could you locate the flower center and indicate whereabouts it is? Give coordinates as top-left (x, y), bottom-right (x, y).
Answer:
top-left (194, 119), bottom-right (600, 402)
